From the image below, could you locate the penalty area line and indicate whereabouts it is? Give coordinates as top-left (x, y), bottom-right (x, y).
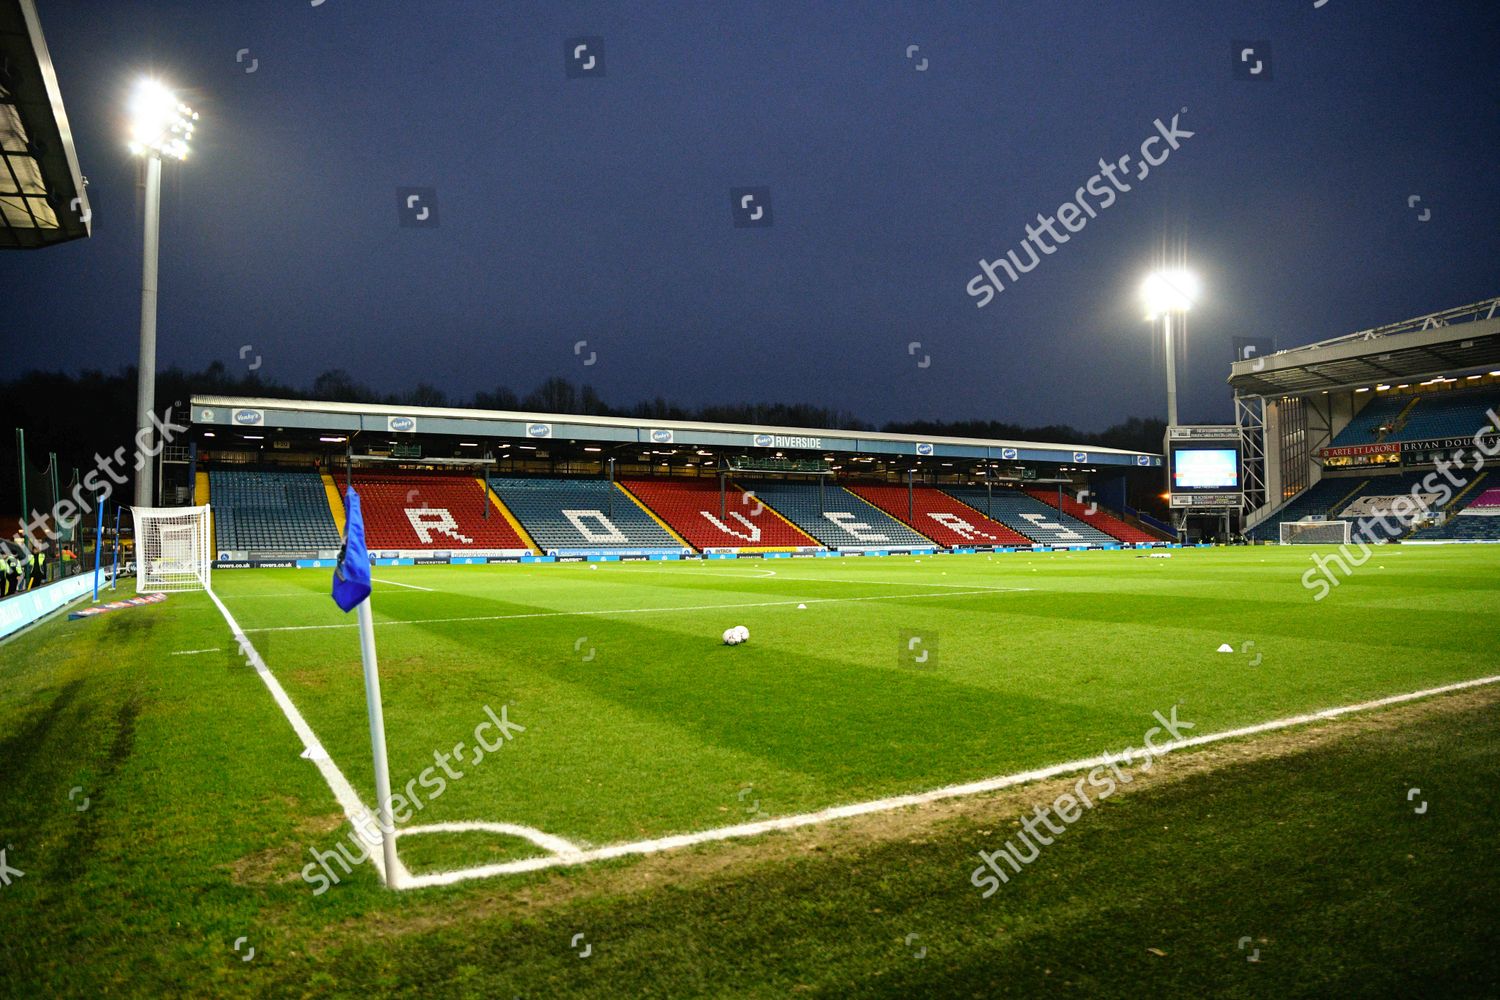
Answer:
top-left (396, 671), bottom-right (1500, 890)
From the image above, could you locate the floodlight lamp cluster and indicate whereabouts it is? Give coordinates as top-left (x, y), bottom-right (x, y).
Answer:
top-left (1140, 269), bottom-right (1200, 320)
top-left (127, 79), bottom-right (198, 160)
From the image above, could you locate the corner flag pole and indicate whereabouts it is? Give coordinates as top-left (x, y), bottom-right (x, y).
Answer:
top-left (356, 595), bottom-right (401, 886)
top-left (332, 486), bottom-right (400, 887)
top-left (92, 494), bottom-right (104, 601)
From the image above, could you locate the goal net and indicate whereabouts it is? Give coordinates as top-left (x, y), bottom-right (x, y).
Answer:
top-left (1279, 518), bottom-right (1351, 545)
top-left (131, 505), bottom-right (213, 592)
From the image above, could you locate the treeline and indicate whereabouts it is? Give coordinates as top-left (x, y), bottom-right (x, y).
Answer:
top-left (0, 365), bottom-right (1165, 507)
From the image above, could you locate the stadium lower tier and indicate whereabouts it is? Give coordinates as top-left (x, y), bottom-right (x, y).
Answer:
top-left (619, 478), bottom-right (821, 550)
top-left (208, 468), bottom-right (341, 553)
top-left (842, 483), bottom-right (1032, 547)
top-left (487, 477), bottom-right (687, 553)
top-left (1022, 487), bottom-right (1172, 544)
top-left (1254, 472), bottom-right (1497, 543)
top-left (349, 473), bottom-right (533, 552)
top-left (938, 487), bottom-right (1118, 547)
top-left (731, 480), bottom-right (937, 550)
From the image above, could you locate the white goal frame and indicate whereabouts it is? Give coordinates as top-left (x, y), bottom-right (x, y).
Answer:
top-left (131, 505), bottom-right (213, 592)
top-left (1280, 518), bottom-right (1351, 545)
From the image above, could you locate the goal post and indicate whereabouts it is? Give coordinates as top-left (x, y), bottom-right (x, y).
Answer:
top-left (1279, 518), bottom-right (1351, 545)
top-left (131, 505), bottom-right (213, 593)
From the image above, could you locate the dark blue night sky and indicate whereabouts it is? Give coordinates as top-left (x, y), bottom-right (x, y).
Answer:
top-left (8, 1), bottom-right (1498, 429)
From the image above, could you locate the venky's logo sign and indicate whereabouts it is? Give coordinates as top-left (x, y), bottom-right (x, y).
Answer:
top-left (650, 429), bottom-right (673, 444)
top-left (388, 416), bottom-right (416, 433)
top-left (527, 423), bottom-right (552, 438)
top-left (233, 409), bottom-right (264, 426)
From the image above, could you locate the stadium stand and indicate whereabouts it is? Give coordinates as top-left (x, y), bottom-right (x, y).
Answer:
top-left (209, 468), bottom-right (341, 552)
top-left (1248, 477), bottom-right (1373, 542)
top-left (488, 477), bottom-right (685, 553)
top-left (1023, 487), bottom-right (1172, 544)
top-left (620, 478), bottom-right (821, 550)
top-left (843, 483), bottom-right (1031, 547)
top-left (1392, 386), bottom-right (1500, 442)
top-left (939, 487), bottom-right (1116, 547)
top-left (352, 473), bottom-right (530, 551)
top-left (1329, 386), bottom-right (1500, 447)
top-left (1253, 472), bottom-right (1454, 543)
top-left (734, 480), bottom-right (935, 550)
top-left (1407, 483), bottom-right (1500, 542)
top-left (1325, 394), bottom-right (1413, 448)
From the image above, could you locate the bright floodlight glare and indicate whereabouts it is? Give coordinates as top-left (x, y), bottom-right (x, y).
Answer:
top-left (128, 79), bottom-right (198, 159)
top-left (1141, 269), bottom-right (1200, 318)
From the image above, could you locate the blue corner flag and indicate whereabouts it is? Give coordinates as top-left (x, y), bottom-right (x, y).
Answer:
top-left (332, 487), bottom-right (372, 612)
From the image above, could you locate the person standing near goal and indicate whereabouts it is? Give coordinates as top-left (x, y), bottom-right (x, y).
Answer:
top-left (0, 544), bottom-right (19, 597)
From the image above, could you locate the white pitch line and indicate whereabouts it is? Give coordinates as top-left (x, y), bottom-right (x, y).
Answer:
top-left (170, 647), bottom-right (222, 656)
top-left (396, 820), bottom-right (584, 859)
top-left (204, 587), bottom-right (412, 887)
top-left (373, 577), bottom-right (434, 592)
top-left (242, 588), bottom-right (1030, 634)
top-left (398, 671), bottom-right (1500, 889)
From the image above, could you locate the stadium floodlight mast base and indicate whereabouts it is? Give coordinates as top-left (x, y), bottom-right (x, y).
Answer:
top-left (127, 79), bottom-right (197, 508)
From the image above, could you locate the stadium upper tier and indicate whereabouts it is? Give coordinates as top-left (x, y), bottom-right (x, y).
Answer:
top-left (938, 487), bottom-right (1117, 547)
top-left (733, 480), bottom-right (936, 550)
top-left (619, 478), bottom-right (821, 550)
top-left (209, 469), bottom-right (341, 552)
top-left (352, 473), bottom-right (531, 552)
top-left (842, 484), bottom-right (1032, 547)
top-left (1327, 386), bottom-right (1500, 448)
top-left (487, 477), bottom-right (685, 553)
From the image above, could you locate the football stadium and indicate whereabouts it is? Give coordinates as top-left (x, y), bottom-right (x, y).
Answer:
top-left (3, 3), bottom-right (1499, 997)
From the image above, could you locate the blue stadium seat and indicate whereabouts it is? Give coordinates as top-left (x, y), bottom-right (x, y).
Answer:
top-left (734, 480), bottom-right (935, 550)
top-left (208, 468), bottom-right (341, 552)
top-left (487, 478), bottom-right (683, 553)
top-left (939, 487), bottom-right (1116, 547)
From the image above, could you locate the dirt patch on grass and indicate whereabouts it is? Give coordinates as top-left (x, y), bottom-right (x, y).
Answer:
top-left (325, 683), bottom-right (1500, 940)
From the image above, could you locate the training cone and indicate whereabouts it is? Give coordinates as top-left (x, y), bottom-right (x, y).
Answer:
top-left (1216, 643), bottom-right (1234, 653)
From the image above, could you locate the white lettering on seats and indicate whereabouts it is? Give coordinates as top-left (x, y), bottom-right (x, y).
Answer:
top-left (927, 511), bottom-right (996, 540)
top-left (824, 511), bottom-right (889, 542)
top-left (405, 508), bottom-right (475, 544)
top-left (700, 510), bottom-right (761, 542)
top-left (1019, 512), bottom-right (1081, 540)
top-left (563, 509), bottom-right (628, 543)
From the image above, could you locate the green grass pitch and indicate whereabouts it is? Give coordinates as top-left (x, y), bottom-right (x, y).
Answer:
top-left (2, 545), bottom-right (1498, 995)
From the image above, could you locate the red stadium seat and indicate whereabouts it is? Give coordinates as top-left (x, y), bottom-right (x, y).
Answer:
top-left (1023, 488), bottom-right (1169, 544)
top-left (351, 473), bottom-right (530, 550)
top-left (844, 484), bottom-right (1032, 547)
top-left (620, 478), bottom-right (821, 550)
